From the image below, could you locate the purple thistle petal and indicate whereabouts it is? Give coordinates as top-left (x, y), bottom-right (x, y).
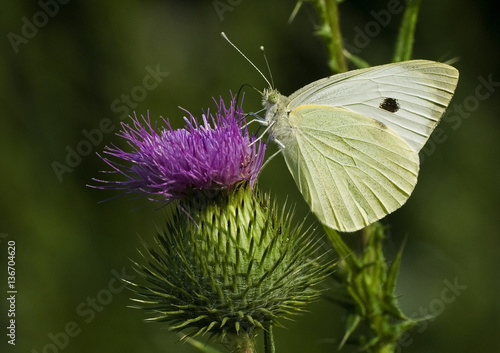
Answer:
top-left (90, 94), bottom-right (266, 202)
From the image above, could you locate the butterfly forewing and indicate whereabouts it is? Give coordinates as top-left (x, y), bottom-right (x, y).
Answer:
top-left (286, 60), bottom-right (459, 152)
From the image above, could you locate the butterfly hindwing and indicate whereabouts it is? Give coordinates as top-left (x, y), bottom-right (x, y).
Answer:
top-left (279, 105), bottom-right (419, 232)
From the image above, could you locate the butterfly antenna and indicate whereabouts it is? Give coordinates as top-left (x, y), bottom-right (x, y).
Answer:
top-left (260, 46), bottom-right (275, 88)
top-left (221, 32), bottom-right (272, 89)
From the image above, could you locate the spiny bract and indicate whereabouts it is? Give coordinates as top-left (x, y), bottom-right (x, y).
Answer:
top-left (128, 185), bottom-right (333, 340)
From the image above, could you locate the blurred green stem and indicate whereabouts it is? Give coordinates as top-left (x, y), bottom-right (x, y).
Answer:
top-left (312, 0), bottom-right (348, 73)
top-left (264, 324), bottom-right (276, 353)
top-left (393, 0), bottom-right (422, 61)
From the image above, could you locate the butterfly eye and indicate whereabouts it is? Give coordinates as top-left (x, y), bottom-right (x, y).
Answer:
top-left (268, 92), bottom-right (279, 104)
top-left (379, 98), bottom-right (400, 113)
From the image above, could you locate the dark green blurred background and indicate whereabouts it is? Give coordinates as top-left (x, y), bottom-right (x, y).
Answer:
top-left (1, 1), bottom-right (499, 352)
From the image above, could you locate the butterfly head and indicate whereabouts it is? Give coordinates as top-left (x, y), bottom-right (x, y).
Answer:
top-left (262, 88), bottom-right (288, 129)
top-left (262, 88), bottom-right (281, 110)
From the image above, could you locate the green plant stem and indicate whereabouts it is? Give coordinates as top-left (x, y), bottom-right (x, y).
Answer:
top-left (264, 324), bottom-right (276, 353)
top-left (313, 0), bottom-right (348, 73)
top-left (325, 0), bottom-right (347, 73)
top-left (393, 0), bottom-right (422, 62)
top-left (325, 224), bottom-right (414, 353)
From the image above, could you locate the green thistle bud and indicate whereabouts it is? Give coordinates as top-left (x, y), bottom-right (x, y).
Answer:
top-left (128, 184), bottom-right (333, 347)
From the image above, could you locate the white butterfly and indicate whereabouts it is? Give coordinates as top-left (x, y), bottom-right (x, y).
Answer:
top-left (263, 60), bottom-right (458, 232)
top-left (222, 34), bottom-right (459, 232)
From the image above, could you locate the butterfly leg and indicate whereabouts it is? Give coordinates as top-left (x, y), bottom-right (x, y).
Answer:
top-left (249, 120), bottom-right (276, 147)
top-left (257, 136), bottom-right (285, 174)
top-left (241, 111), bottom-right (267, 129)
top-left (272, 137), bottom-right (285, 149)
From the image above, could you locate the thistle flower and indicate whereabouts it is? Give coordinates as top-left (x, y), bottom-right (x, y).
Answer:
top-left (91, 94), bottom-right (333, 352)
top-left (92, 95), bottom-right (265, 201)
top-left (128, 185), bottom-right (333, 348)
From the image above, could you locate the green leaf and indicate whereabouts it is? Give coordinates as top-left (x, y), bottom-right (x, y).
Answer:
top-left (323, 226), bottom-right (356, 262)
top-left (339, 313), bottom-right (361, 349)
top-left (344, 49), bottom-right (371, 68)
top-left (182, 335), bottom-right (224, 353)
top-left (288, 0), bottom-right (303, 24)
top-left (384, 237), bottom-right (406, 297)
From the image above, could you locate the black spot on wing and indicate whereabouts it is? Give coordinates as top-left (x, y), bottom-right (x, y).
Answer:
top-left (379, 98), bottom-right (400, 113)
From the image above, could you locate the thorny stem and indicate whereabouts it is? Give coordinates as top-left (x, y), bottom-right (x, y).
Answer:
top-left (313, 0), bottom-right (348, 73)
top-left (325, 0), bottom-right (347, 72)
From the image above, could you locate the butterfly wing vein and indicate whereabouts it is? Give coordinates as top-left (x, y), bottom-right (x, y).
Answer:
top-left (282, 106), bottom-right (419, 232)
top-left (287, 60), bottom-right (459, 152)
